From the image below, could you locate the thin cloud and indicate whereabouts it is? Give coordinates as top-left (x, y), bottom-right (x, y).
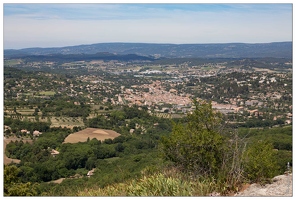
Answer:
top-left (5, 3), bottom-right (291, 20)
top-left (3, 3), bottom-right (292, 49)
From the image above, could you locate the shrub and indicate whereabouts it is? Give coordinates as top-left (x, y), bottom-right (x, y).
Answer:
top-left (242, 140), bottom-right (279, 184)
top-left (4, 165), bottom-right (38, 196)
top-left (275, 150), bottom-right (292, 174)
top-left (160, 100), bottom-right (227, 178)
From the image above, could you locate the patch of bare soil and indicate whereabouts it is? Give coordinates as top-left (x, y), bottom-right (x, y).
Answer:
top-left (50, 178), bottom-right (65, 184)
top-left (235, 173), bottom-right (293, 196)
top-left (63, 128), bottom-right (120, 143)
top-left (4, 156), bottom-right (21, 165)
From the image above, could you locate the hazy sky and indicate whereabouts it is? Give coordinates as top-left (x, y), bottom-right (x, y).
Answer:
top-left (3, 2), bottom-right (293, 49)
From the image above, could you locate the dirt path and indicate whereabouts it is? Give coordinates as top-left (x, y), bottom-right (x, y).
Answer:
top-left (235, 173), bottom-right (293, 196)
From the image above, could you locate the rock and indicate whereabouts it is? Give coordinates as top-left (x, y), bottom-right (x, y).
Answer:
top-left (235, 173), bottom-right (292, 196)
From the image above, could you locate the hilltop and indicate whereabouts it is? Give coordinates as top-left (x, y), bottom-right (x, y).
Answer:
top-left (4, 42), bottom-right (292, 59)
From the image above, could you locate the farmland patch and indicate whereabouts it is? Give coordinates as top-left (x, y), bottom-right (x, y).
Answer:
top-left (50, 117), bottom-right (84, 128)
top-left (38, 91), bottom-right (56, 96)
top-left (63, 128), bottom-right (120, 143)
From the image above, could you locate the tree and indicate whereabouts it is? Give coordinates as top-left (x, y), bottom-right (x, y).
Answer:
top-left (160, 100), bottom-right (226, 177)
top-left (4, 165), bottom-right (38, 196)
top-left (115, 143), bottom-right (125, 152)
top-left (85, 156), bottom-right (97, 170)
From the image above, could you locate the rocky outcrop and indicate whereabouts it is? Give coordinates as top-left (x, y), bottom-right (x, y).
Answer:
top-left (235, 173), bottom-right (292, 196)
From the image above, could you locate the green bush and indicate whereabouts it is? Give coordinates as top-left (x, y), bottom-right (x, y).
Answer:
top-left (275, 150), bottom-right (292, 174)
top-left (160, 100), bottom-right (226, 177)
top-left (4, 165), bottom-right (38, 196)
top-left (242, 140), bottom-right (279, 184)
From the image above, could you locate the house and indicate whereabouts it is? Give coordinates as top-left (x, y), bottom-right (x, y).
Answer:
top-left (33, 130), bottom-right (42, 137)
top-left (169, 89), bottom-right (177, 94)
top-left (286, 113), bottom-right (292, 119)
top-left (51, 149), bottom-right (60, 157)
top-left (273, 116), bottom-right (278, 121)
top-left (21, 129), bottom-right (30, 134)
top-left (249, 109), bottom-right (259, 116)
top-left (234, 107), bottom-right (244, 113)
top-left (270, 77), bottom-right (276, 83)
top-left (285, 120), bottom-right (292, 125)
top-left (130, 129), bottom-right (135, 134)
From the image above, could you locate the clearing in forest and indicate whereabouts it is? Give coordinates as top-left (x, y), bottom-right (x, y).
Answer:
top-left (63, 128), bottom-right (120, 143)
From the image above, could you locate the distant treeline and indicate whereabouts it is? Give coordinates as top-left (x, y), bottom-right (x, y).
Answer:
top-left (4, 42), bottom-right (292, 58)
top-left (4, 52), bottom-right (155, 62)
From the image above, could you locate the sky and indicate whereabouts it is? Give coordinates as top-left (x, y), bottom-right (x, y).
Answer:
top-left (2, 1), bottom-right (293, 49)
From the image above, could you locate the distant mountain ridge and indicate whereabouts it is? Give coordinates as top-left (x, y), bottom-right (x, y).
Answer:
top-left (4, 42), bottom-right (292, 59)
top-left (4, 52), bottom-right (155, 62)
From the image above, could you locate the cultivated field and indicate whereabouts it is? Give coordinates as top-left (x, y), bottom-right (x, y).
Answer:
top-left (4, 59), bottom-right (22, 66)
top-left (253, 67), bottom-right (277, 73)
top-left (63, 128), bottom-right (120, 143)
top-left (50, 117), bottom-right (84, 128)
top-left (154, 113), bottom-right (185, 119)
top-left (38, 91), bottom-right (56, 96)
top-left (154, 113), bottom-right (172, 119)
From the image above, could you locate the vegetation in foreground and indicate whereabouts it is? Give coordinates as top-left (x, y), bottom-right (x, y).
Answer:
top-left (4, 101), bottom-right (292, 196)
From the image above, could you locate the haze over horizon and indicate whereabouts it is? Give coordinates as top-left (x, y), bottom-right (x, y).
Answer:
top-left (3, 3), bottom-right (293, 49)
top-left (4, 41), bottom-right (293, 51)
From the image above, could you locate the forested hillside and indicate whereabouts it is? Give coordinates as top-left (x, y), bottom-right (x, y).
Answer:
top-left (4, 42), bottom-right (292, 58)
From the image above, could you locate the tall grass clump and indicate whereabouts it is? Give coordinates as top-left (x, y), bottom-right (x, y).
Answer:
top-left (126, 173), bottom-right (193, 196)
top-left (76, 171), bottom-right (218, 196)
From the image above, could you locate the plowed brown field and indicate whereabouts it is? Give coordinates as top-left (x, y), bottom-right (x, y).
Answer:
top-left (63, 128), bottom-right (120, 143)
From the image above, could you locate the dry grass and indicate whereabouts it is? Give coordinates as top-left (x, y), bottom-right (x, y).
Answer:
top-left (63, 128), bottom-right (120, 143)
top-left (76, 172), bottom-right (216, 196)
